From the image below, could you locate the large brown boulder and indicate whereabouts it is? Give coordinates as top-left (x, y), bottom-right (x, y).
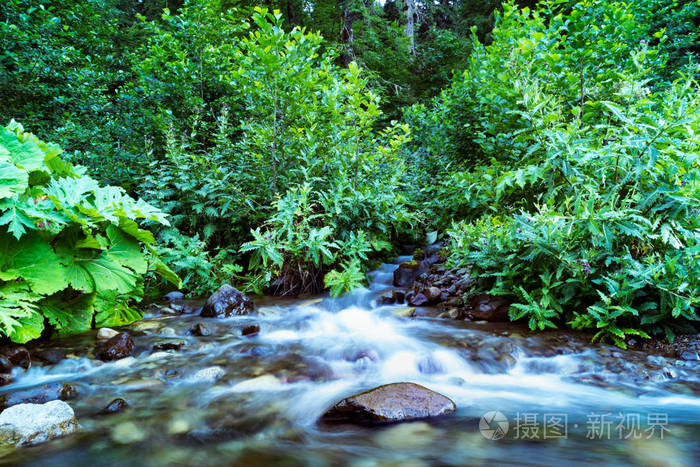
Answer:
top-left (201, 285), bottom-right (254, 318)
top-left (321, 382), bottom-right (456, 424)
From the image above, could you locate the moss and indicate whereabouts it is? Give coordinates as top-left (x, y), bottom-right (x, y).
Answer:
top-left (412, 248), bottom-right (425, 260)
top-left (400, 260), bottom-right (420, 270)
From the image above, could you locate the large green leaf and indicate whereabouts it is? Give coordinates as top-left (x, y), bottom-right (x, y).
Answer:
top-left (106, 225), bottom-right (147, 273)
top-left (0, 231), bottom-right (68, 294)
top-left (8, 311), bottom-right (45, 343)
top-left (0, 281), bottom-right (44, 343)
top-left (94, 290), bottom-right (143, 328)
top-left (0, 127), bottom-right (46, 172)
top-left (0, 198), bottom-right (36, 239)
top-left (41, 293), bottom-right (95, 337)
top-left (57, 247), bottom-right (138, 294)
top-left (0, 161), bottom-right (28, 199)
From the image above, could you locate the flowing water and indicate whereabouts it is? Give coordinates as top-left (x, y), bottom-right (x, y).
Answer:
top-left (2, 258), bottom-right (700, 466)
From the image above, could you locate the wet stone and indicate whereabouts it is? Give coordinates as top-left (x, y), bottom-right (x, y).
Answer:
top-left (152, 340), bottom-right (186, 351)
top-left (189, 323), bottom-right (211, 337)
top-left (242, 324), bottom-right (260, 337)
top-left (95, 333), bottom-right (135, 361)
top-left (407, 293), bottom-right (428, 307)
top-left (1, 347), bottom-right (31, 369)
top-left (201, 285), bottom-right (254, 318)
top-left (163, 291), bottom-right (185, 301)
top-left (96, 328), bottom-right (119, 340)
top-left (0, 383), bottom-right (78, 410)
top-left (32, 349), bottom-right (66, 365)
top-left (0, 400), bottom-right (78, 447)
top-left (99, 398), bottom-right (128, 415)
top-left (0, 356), bottom-right (12, 373)
top-left (677, 350), bottom-right (699, 361)
top-left (322, 382), bottom-right (456, 424)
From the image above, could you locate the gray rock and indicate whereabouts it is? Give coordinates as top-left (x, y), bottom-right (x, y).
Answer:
top-left (96, 328), bottom-right (119, 340)
top-left (322, 382), bottom-right (456, 424)
top-left (163, 291), bottom-right (185, 301)
top-left (0, 400), bottom-right (78, 447)
top-left (187, 366), bottom-right (225, 383)
top-left (393, 262), bottom-right (422, 287)
top-left (201, 285), bottom-right (254, 318)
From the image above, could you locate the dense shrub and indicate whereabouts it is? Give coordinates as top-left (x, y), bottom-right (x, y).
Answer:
top-left (408, 0), bottom-right (700, 345)
top-left (0, 121), bottom-right (179, 343)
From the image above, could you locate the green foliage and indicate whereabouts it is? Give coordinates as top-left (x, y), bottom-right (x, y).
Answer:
top-left (0, 121), bottom-right (179, 343)
top-left (150, 228), bottom-right (241, 296)
top-left (412, 0), bottom-right (700, 345)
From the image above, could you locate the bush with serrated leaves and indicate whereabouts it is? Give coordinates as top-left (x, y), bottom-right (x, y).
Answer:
top-left (410, 0), bottom-right (700, 346)
top-left (0, 121), bottom-right (180, 343)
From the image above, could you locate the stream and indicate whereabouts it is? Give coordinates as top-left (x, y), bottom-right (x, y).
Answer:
top-left (1, 257), bottom-right (700, 466)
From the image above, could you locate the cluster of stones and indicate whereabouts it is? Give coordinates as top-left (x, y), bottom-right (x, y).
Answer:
top-left (379, 249), bottom-right (511, 322)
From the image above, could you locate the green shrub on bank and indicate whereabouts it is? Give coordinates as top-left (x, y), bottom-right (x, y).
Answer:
top-left (0, 121), bottom-right (180, 343)
top-left (410, 0), bottom-right (700, 345)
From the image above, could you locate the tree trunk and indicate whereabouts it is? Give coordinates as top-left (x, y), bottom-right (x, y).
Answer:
top-left (339, 2), bottom-right (358, 67)
top-left (405, 0), bottom-right (416, 57)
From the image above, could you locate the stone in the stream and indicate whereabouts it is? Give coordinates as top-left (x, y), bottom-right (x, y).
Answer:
top-left (189, 322), bottom-right (211, 337)
top-left (0, 383), bottom-right (77, 410)
top-left (393, 261), bottom-right (422, 287)
top-left (468, 294), bottom-right (510, 322)
top-left (152, 340), bottom-right (186, 351)
top-left (0, 374), bottom-right (11, 387)
top-left (163, 291), bottom-right (185, 302)
top-left (0, 355), bottom-right (12, 373)
top-left (96, 327), bottom-right (119, 340)
top-left (425, 286), bottom-right (442, 304)
top-left (95, 333), bottom-right (134, 361)
top-left (677, 349), bottom-right (699, 361)
top-left (200, 285), bottom-right (254, 318)
top-left (32, 348), bottom-right (66, 365)
top-left (99, 398), bottom-right (128, 415)
top-left (0, 400), bottom-right (78, 447)
top-left (187, 366), bottom-right (225, 383)
top-left (1, 347), bottom-right (31, 369)
top-left (321, 382), bottom-right (456, 424)
top-left (242, 324), bottom-right (260, 337)
top-left (407, 292), bottom-right (428, 307)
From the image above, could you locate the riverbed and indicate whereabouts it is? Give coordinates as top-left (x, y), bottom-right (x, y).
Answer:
top-left (1, 259), bottom-right (699, 466)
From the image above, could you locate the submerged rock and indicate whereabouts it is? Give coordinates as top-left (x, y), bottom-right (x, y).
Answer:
top-left (32, 349), bottom-right (66, 365)
top-left (99, 398), bottom-right (128, 415)
top-left (188, 366), bottom-right (225, 383)
top-left (189, 322), bottom-right (211, 337)
top-left (242, 324), bottom-right (260, 337)
top-left (321, 382), bottom-right (456, 424)
top-left (152, 340), bottom-right (186, 351)
top-left (0, 400), bottom-right (78, 447)
top-left (201, 285), bottom-right (254, 318)
top-left (95, 333), bottom-right (134, 361)
top-left (1, 347), bottom-right (31, 369)
top-left (0, 383), bottom-right (77, 410)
